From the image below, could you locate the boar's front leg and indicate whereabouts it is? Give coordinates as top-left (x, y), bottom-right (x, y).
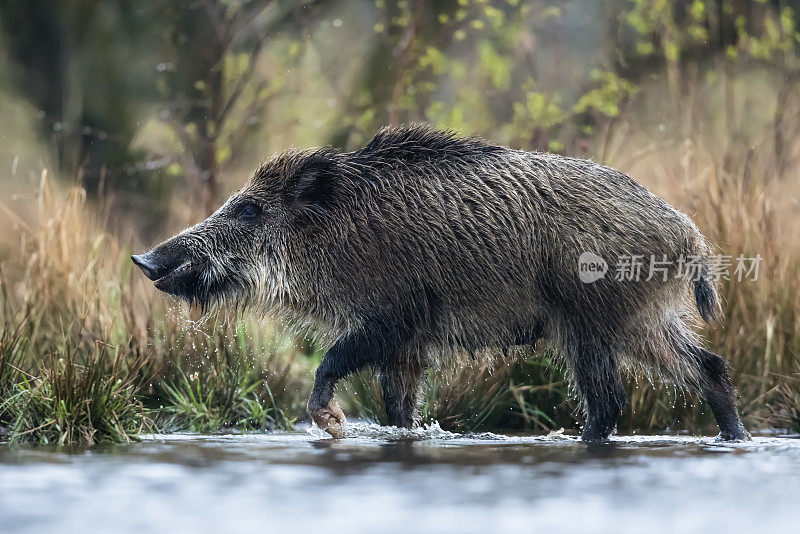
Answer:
top-left (308, 315), bottom-right (414, 438)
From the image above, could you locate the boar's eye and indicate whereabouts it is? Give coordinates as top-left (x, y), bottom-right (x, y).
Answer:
top-left (235, 202), bottom-right (260, 221)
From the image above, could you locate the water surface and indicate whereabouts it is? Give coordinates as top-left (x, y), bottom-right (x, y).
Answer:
top-left (1, 424), bottom-right (798, 534)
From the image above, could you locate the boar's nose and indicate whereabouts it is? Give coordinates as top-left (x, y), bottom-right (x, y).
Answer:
top-left (131, 253), bottom-right (161, 281)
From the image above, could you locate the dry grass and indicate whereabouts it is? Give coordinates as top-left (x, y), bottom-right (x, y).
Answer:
top-left (604, 71), bottom-right (800, 433)
top-left (0, 175), bottom-right (312, 444)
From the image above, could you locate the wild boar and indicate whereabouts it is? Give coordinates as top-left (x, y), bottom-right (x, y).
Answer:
top-left (132, 124), bottom-right (749, 442)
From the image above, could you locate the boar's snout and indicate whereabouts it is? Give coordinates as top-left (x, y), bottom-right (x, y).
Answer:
top-left (131, 252), bottom-right (163, 281)
top-left (131, 238), bottom-right (210, 301)
top-left (131, 250), bottom-right (183, 282)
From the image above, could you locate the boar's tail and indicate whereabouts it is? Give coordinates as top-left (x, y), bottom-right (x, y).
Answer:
top-left (692, 258), bottom-right (720, 324)
top-left (694, 278), bottom-right (716, 323)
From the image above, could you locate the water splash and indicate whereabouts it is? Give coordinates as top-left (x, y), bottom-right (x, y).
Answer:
top-left (308, 420), bottom-right (460, 441)
top-left (305, 421), bottom-right (587, 444)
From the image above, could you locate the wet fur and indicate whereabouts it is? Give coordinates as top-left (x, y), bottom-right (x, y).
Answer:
top-left (142, 124), bottom-right (747, 441)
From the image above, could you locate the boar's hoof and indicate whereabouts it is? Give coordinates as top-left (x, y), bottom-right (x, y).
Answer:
top-left (580, 422), bottom-right (614, 444)
top-left (309, 398), bottom-right (346, 438)
top-left (715, 427), bottom-right (752, 442)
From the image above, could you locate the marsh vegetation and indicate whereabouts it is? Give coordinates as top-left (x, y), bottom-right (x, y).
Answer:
top-left (1, 0), bottom-right (799, 443)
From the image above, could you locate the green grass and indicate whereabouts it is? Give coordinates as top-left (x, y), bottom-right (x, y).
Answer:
top-left (0, 300), bottom-right (304, 444)
top-left (0, 334), bottom-right (152, 445)
top-left (156, 350), bottom-right (294, 433)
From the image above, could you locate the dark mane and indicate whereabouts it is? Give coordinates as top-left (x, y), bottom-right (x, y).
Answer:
top-left (349, 124), bottom-right (501, 165)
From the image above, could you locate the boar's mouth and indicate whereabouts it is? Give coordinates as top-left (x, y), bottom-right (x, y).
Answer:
top-left (152, 258), bottom-right (209, 293)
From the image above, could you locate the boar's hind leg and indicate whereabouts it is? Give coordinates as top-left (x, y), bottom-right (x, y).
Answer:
top-left (685, 344), bottom-right (750, 441)
top-left (380, 357), bottom-right (425, 428)
top-left (308, 315), bottom-right (416, 437)
top-left (568, 338), bottom-right (626, 443)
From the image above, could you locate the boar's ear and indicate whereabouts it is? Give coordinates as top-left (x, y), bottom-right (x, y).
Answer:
top-left (285, 149), bottom-right (339, 219)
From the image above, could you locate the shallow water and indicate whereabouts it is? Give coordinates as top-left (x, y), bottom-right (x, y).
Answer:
top-left (1, 424), bottom-right (798, 534)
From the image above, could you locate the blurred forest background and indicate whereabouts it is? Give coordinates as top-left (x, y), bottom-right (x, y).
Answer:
top-left (1, 0), bottom-right (799, 444)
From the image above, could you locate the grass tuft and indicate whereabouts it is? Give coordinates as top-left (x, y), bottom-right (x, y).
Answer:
top-left (157, 349), bottom-right (295, 433)
top-left (0, 338), bottom-right (152, 445)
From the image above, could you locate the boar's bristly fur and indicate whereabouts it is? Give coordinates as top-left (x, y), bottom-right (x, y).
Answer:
top-left (133, 124), bottom-right (749, 442)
